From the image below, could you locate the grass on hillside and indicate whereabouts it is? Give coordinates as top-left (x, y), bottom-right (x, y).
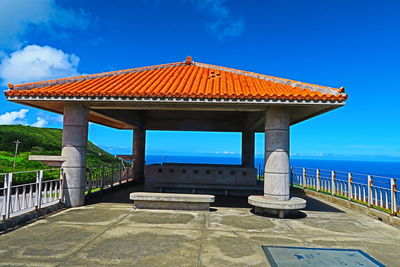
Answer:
top-left (0, 125), bottom-right (120, 185)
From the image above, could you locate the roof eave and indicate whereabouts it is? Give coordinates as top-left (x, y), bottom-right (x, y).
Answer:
top-left (5, 95), bottom-right (346, 106)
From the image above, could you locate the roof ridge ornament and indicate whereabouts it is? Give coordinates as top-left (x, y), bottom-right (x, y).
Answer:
top-left (8, 83), bottom-right (14, 90)
top-left (185, 56), bottom-right (193, 65)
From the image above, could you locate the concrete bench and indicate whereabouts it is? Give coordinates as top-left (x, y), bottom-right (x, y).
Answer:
top-left (248, 195), bottom-right (306, 218)
top-left (130, 192), bottom-right (215, 211)
top-left (156, 183), bottom-right (263, 196)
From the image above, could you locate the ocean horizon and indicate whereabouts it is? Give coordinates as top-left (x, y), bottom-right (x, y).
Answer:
top-left (145, 155), bottom-right (400, 179)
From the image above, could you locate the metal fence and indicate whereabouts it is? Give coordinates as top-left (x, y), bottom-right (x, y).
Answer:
top-left (291, 166), bottom-right (399, 216)
top-left (0, 162), bottom-right (135, 221)
top-left (86, 163), bottom-right (134, 195)
top-left (0, 169), bottom-right (63, 220)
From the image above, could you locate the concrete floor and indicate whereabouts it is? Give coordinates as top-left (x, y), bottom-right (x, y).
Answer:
top-left (0, 185), bottom-right (399, 267)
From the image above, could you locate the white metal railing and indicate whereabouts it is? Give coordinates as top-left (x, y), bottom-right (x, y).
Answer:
top-left (0, 163), bottom-right (135, 222)
top-left (0, 169), bottom-right (63, 221)
top-left (86, 163), bottom-right (134, 194)
top-left (291, 166), bottom-right (399, 216)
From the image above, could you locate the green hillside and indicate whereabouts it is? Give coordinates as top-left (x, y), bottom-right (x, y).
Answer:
top-left (0, 125), bottom-right (118, 175)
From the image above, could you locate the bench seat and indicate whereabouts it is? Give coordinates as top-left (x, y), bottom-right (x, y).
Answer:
top-left (156, 183), bottom-right (263, 196)
top-left (130, 192), bottom-right (215, 211)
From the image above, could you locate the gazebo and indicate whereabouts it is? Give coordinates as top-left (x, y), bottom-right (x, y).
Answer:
top-left (4, 56), bottom-right (347, 216)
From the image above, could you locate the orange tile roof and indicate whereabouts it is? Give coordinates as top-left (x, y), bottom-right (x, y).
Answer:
top-left (4, 57), bottom-right (347, 102)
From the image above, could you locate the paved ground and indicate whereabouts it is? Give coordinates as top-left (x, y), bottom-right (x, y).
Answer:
top-left (0, 185), bottom-right (399, 266)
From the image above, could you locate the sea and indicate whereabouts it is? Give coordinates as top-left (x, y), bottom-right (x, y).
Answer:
top-left (145, 155), bottom-right (400, 179)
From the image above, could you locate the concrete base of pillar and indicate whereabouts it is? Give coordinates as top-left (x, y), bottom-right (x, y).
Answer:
top-left (248, 195), bottom-right (306, 219)
top-left (254, 207), bottom-right (291, 218)
top-left (63, 187), bottom-right (85, 207)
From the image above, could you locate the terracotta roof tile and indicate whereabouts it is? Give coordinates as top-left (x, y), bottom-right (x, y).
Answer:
top-left (4, 58), bottom-right (347, 102)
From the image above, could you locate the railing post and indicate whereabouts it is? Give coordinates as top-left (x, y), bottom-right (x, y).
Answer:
top-left (85, 168), bottom-right (90, 196)
top-left (111, 164), bottom-right (115, 188)
top-left (36, 170), bottom-right (43, 210)
top-left (290, 167), bottom-right (293, 187)
top-left (367, 175), bottom-right (372, 206)
top-left (1, 175), bottom-right (6, 219)
top-left (316, 169), bottom-right (320, 192)
top-left (390, 178), bottom-right (397, 215)
top-left (331, 171), bottom-right (336, 196)
top-left (4, 173), bottom-right (13, 219)
top-left (302, 168), bottom-right (307, 188)
top-left (90, 168), bottom-right (94, 193)
top-left (348, 173), bottom-right (353, 200)
top-left (59, 169), bottom-right (64, 203)
top-left (119, 161), bottom-right (122, 185)
top-left (101, 165), bottom-right (105, 190)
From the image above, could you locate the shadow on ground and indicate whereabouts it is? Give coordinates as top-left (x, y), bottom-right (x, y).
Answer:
top-left (85, 183), bottom-right (344, 213)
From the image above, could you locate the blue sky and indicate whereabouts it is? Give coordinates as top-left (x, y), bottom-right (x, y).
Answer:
top-left (0, 0), bottom-right (399, 160)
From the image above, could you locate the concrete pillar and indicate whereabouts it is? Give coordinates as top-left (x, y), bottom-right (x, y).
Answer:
top-left (133, 128), bottom-right (146, 183)
top-left (61, 103), bottom-right (89, 207)
top-left (264, 107), bottom-right (290, 201)
top-left (241, 131), bottom-right (255, 168)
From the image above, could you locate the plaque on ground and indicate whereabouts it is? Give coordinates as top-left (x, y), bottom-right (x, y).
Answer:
top-left (262, 246), bottom-right (384, 267)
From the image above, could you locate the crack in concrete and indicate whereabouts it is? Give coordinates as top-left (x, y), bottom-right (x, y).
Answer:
top-left (196, 211), bottom-right (209, 267)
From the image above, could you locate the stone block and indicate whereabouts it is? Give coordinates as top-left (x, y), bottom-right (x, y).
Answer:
top-left (265, 131), bottom-right (289, 151)
top-left (63, 103), bottom-right (89, 126)
top-left (264, 172), bottom-right (290, 200)
top-left (265, 107), bottom-right (289, 130)
top-left (133, 201), bottom-right (211, 211)
top-left (144, 164), bottom-right (258, 191)
top-left (62, 125), bottom-right (88, 146)
top-left (61, 146), bottom-right (87, 167)
top-left (264, 151), bottom-right (289, 173)
top-left (62, 167), bottom-right (87, 188)
top-left (248, 195), bottom-right (306, 218)
top-left (130, 192), bottom-right (215, 211)
top-left (28, 155), bottom-right (66, 167)
top-left (63, 187), bottom-right (85, 207)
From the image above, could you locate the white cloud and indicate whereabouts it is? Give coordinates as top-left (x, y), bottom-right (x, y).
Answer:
top-left (207, 18), bottom-right (244, 40)
top-left (0, 109), bottom-right (56, 128)
top-left (32, 117), bottom-right (48, 128)
top-left (0, 0), bottom-right (89, 51)
top-left (144, 0), bottom-right (244, 40)
top-left (0, 45), bottom-right (80, 85)
top-left (190, 0), bottom-right (244, 40)
top-left (0, 109), bottom-right (29, 125)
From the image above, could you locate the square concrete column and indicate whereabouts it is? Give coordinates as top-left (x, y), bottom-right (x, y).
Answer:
top-left (133, 128), bottom-right (146, 183)
top-left (241, 131), bottom-right (255, 168)
top-left (61, 103), bottom-right (89, 207)
top-left (264, 107), bottom-right (290, 201)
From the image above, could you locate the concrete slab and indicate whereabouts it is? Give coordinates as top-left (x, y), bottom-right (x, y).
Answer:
top-left (283, 217), bottom-right (386, 237)
top-left (46, 206), bottom-right (130, 226)
top-left (118, 209), bottom-right (207, 230)
top-left (0, 221), bottom-right (108, 263)
top-left (0, 185), bottom-right (398, 266)
top-left (200, 231), bottom-right (268, 267)
top-left (208, 207), bottom-right (294, 234)
top-left (66, 228), bottom-right (202, 266)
